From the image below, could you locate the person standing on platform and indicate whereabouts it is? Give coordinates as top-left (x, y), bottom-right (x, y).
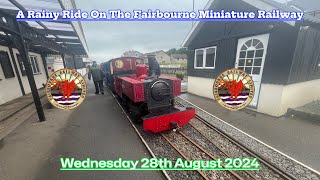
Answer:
top-left (88, 61), bottom-right (105, 95)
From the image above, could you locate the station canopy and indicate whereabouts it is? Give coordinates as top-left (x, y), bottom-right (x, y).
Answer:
top-left (0, 0), bottom-right (88, 56)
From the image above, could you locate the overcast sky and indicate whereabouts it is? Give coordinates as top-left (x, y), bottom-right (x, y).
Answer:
top-left (76, 0), bottom-right (294, 62)
top-left (76, 0), bottom-right (209, 62)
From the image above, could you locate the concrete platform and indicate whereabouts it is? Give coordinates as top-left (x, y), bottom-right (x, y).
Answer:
top-left (288, 100), bottom-right (320, 121)
top-left (0, 80), bottom-right (164, 180)
top-left (180, 93), bottom-right (320, 172)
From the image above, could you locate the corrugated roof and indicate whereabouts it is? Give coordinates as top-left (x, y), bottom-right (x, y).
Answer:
top-left (0, 0), bottom-right (88, 55)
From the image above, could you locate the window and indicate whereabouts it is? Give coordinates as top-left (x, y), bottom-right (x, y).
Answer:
top-left (237, 39), bottom-right (264, 75)
top-left (195, 49), bottom-right (204, 67)
top-left (16, 54), bottom-right (41, 75)
top-left (205, 47), bottom-right (216, 67)
top-left (194, 46), bottom-right (216, 69)
top-left (0, 51), bottom-right (15, 78)
top-left (29, 56), bottom-right (40, 74)
top-left (16, 53), bottom-right (26, 76)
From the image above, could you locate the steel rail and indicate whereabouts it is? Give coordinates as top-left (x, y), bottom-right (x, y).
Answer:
top-left (185, 123), bottom-right (259, 180)
top-left (174, 101), bottom-right (257, 179)
top-left (194, 114), bottom-right (297, 180)
top-left (178, 131), bottom-right (245, 180)
top-left (175, 99), bottom-right (298, 180)
top-left (160, 133), bottom-right (210, 180)
top-left (108, 88), bottom-right (172, 180)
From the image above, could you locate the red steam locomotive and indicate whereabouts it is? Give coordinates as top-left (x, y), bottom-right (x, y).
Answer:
top-left (102, 55), bottom-right (195, 133)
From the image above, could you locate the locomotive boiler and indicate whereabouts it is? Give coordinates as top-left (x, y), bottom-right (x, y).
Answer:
top-left (102, 55), bottom-right (195, 133)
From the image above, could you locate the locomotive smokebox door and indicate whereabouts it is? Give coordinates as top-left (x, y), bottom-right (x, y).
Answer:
top-left (151, 81), bottom-right (171, 101)
top-left (143, 79), bottom-right (173, 111)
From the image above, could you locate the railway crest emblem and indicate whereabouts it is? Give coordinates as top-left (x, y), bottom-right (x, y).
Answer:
top-left (45, 69), bottom-right (87, 110)
top-left (213, 69), bottom-right (255, 111)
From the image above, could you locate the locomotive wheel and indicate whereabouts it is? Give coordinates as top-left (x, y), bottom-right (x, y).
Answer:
top-left (171, 98), bottom-right (175, 106)
top-left (128, 102), bottom-right (142, 124)
top-left (121, 98), bottom-right (128, 109)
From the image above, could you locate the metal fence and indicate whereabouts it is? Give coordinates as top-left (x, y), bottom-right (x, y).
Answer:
top-left (160, 67), bottom-right (187, 75)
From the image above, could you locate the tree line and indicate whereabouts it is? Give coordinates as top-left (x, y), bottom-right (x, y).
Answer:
top-left (166, 48), bottom-right (188, 55)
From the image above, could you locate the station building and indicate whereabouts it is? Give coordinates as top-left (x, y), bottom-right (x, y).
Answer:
top-left (183, 0), bottom-right (320, 116)
top-left (0, 47), bottom-right (47, 105)
top-left (0, 0), bottom-right (88, 106)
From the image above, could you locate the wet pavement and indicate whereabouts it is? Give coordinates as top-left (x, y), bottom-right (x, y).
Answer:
top-left (0, 79), bottom-right (164, 180)
top-left (289, 100), bottom-right (320, 121)
top-left (180, 93), bottom-right (320, 172)
top-left (296, 100), bottom-right (320, 115)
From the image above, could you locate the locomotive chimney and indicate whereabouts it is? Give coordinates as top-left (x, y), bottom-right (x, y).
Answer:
top-left (147, 54), bottom-right (160, 77)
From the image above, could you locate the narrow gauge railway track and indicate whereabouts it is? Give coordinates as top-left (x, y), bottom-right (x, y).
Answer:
top-left (110, 88), bottom-right (208, 180)
top-left (175, 99), bottom-right (298, 180)
top-left (110, 87), bottom-right (247, 179)
top-left (108, 88), bottom-right (172, 180)
top-left (109, 83), bottom-right (297, 180)
top-left (183, 122), bottom-right (261, 180)
top-left (160, 133), bottom-right (210, 180)
top-left (160, 131), bottom-right (247, 180)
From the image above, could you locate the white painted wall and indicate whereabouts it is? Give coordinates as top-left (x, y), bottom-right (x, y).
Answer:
top-left (258, 79), bottom-right (320, 116)
top-left (12, 50), bottom-right (47, 94)
top-left (46, 55), bottom-right (64, 76)
top-left (77, 68), bottom-right (87, 76)
top-left (52, 62), bottom-right (64, 73)
top-left (187, 76), bottom-right (215, 99)
top-left (188, 76), bottom-right (320, 117)
top-left (0, 45), bottom-right (47, 105)
top-left (257, 84), bottom-right (285, 116)
top-left (281, 79), bottom-right (320, 112)
top-left (0, 46), bottom-right (23, 105)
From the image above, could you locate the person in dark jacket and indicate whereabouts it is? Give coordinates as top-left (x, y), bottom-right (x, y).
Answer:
top-left (88, 61), bottom-right (105, 95)
top-left (147, 54), bottom-right (161, 77)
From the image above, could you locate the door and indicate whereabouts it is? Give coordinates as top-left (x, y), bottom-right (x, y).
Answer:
top-left (235, 34), bottom-right (269, 107)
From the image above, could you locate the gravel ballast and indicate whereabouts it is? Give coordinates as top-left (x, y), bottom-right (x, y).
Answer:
top-left (135, 124), bottom-right (205, 180)
top-left (177, 97), bottom-right (320, 180)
